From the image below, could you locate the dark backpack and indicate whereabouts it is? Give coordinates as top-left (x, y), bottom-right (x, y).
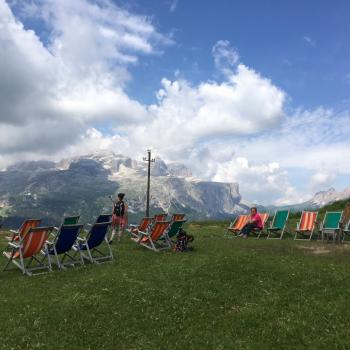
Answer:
top-left (113, 201), bottom-right (125, 217)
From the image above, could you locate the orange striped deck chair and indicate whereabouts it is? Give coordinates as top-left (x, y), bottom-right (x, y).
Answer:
top-left (153, 213), bottom-right (168, 222)
top-left (131, 221), bottom-right (170, 251)
top-left (294, 211), bottom-right (318, 240)
top-left (171, 213), bottom-right (186, 221)
top-left (6, 219), bottom-right (41, 242)
top-left (226, 215), bottom-right (249, 237)
top-left (3, 226), bottom-right (53, 276)
top-left (127, 217), bottom-right (153, 238)
top-left (254, 213), bottom-right (270, 239)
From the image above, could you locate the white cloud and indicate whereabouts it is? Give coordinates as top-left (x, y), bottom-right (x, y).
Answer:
top-left (303, 36), bottom-right (316, 47)
top-left (212, 40), bottom-right (239, 76)
top-left (169, 0), bottom-right (178, 12)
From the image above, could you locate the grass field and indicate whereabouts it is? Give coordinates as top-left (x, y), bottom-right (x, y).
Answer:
top-left (1, 220), bottom-right (350, 349)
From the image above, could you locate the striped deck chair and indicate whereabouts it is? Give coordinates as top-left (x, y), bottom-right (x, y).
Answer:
top-left (44, 224), bottom-right (85, 269)
top-left (253, 213), bottom-right (270, 239)
top-left (267, 210), bottom-right (289, 240)
top-left (171, 213), bottom-right (186, 221)
top-left (131, 221), bottom-right (171, 251)
top-left (73, 222), bottom-right (113, 263)
top-left (225, 215), bottom-right (249, 237)
top-left (320, 211), bottom-right (342, 243)
top-left (6, 219), bottom-right (41, 242)
top-left (294, 211), bottom-right (318, 241)
top-left (3, 226), bottom-right (54, 276)
top-left (127, 217), bottom-right (153, 238)
top-left (153, 213), bottom-right (168, 222)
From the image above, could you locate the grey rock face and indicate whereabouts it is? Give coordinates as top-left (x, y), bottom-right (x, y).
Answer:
top-left (0, 152), bottom-right (251, 226)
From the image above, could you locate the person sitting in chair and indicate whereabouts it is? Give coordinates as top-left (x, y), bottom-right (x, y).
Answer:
top-left (238, 207), bottom-right (262, 238)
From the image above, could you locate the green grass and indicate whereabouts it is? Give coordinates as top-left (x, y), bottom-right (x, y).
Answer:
top-left (1, 221), bottom-right (350, 349)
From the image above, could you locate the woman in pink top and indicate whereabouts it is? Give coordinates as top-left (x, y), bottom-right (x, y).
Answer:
top-left (239, 207), bottom-right (262, 238)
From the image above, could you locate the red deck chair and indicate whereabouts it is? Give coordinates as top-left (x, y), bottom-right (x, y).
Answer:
top-left (3, 226), bottom-right (54, 276)
top-left (6, 219), bottom-right (41, 242)
top-left (294, 211), bottom-right (318, 240)
top-left (171, 213), bottom-right (186, 221)
top-left (127, 217), bottom-right (153, 238)
top-left (226, 215), bottom-right (249, 237)
top-left (131, 221), bottom-right (170, 251)
top-left (153, 214), bottom-right (167, 222)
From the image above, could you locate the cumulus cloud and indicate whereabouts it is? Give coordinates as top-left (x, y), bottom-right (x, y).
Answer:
top-left (212, 40), bottom-right (239, 76)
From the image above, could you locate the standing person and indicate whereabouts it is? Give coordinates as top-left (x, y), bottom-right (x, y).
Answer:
top-left (238, 207), bottom-right (263, 238)
top-left (109, 193), bottom-right (128, 244)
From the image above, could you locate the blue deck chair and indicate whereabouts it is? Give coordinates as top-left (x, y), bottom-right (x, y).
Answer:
top-left (73, 222), bottom-right (113, 263)
top-left (95, 214), bottom-right (112, 223)
top-left (44, 224), bottom-right (84, 269)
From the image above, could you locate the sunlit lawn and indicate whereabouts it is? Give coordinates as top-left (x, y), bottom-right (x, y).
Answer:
top-left (1, 221), bottom-right (350, 349)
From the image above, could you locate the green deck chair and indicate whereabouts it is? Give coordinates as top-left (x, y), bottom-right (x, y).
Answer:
top-left (267, 210), bottom-right (289, 240)
top-left (320, 211), bottom-right (342, 243)
top-left (166, 219), bottom-right (187, 242)
top-left (63, 215), bottom-right (80, 225)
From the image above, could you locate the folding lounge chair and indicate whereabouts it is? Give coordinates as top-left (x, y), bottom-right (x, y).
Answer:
top-left (6, 218), bottom-right (41, 242)
top-left (166, 219), bottom-right (187, 242)
top-left (171, 213), bottom-right (186, 221)
top-left (153, 213), bottom-right (167, 222)
top-left (225, 215), bottom-right (249, 237)
top-left (127, 217), bottom-right (153, 238)
top-left (62, 215), bottom-right (80, 225)
top-left (131, 221), bottom-right (171, 251)
top-left (294, 211), bottom-right (318, 241)
top-left (95, 214), bottom-right (112, 223)
top-left (320, 211), bottom-right (342, 243)
top-left (3, 226), bottom-right (54, 276)
top-left (253, 213), bottom-right (270, 239)
top-left (267, 210), bottom-right (289, 240)
top-left (343, 220), bottom-right (350, 242)
top-left (73, 222), bottom-right (113, 263)
top-left (44, 224), bottom-right (85, 269)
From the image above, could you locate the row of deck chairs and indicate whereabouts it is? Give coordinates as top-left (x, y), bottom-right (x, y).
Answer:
top-left (2, 214), bottom-right (114, 276)
top-left (127, 213), bottom-right (187, 252)
top-left (226, 210), bottom-right (350, 242)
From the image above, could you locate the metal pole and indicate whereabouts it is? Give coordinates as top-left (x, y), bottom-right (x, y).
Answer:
top-left (143, 149), bottom-right (155, 217)
top-left (146, 150), bottom-right (151, 217)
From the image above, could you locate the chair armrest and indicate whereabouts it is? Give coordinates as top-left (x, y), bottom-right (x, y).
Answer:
top-left (77, 237), bottom-right (86, 242)
top-left (8, 242), bottom-right (19, 248)
top-left (10, 229), bottom-right (18, 234)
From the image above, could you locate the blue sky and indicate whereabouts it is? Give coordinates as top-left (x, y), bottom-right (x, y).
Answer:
top-left (1, 0), bottom-right (350, 205)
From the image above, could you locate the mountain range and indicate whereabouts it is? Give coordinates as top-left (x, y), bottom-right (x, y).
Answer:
top-left (0, 152), bottom-right (349, 227)
top-left (0, 152), bottom-right (253, 227)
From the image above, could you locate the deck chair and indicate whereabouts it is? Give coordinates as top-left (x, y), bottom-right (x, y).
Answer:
top-left (73, 222), bottom-right (113, 263)
top-left (3, 226), bottom-right (54, 276)
top-left (153, 213), bottom-right (167, 222)
top-left (131, 221), bottom-right (170, 251)
top-left (294, 211), bottom-right (318, 240)
top-left (6, 218), bottom-right (41, 242)
top-left (320, 211), bottom-right (342, 243)
top-left (267, 210), bottom-right (289, 240)
top-left (225, 215), bottom-right (249, 237)
top-left (343, 220), bottom-right (350, 242)
top-left (62, 215), bottom-right (80, 225)
top-left (44, 224), bottom-right (84, 269)
top-left (171, 213), bottom-right (186, 221)
top-left (253, 213), bottom-right (270, 239)
top-left (166, 219), bottom-right (187, 242)
top-left (95, 214), bottom-right (112, 223)
top-left (127, 217), bottom-right (153, 238)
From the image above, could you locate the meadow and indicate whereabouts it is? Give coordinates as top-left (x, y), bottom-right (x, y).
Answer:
top-left (1, 213), bottom-right (350, 349)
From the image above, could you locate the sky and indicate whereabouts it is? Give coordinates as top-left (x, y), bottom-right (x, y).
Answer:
top-left (0, 0), bottom-right (350, 205)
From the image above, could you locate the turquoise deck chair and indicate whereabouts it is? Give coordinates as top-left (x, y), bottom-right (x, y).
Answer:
top-left (267, 210), bottom-right (289, 240)
top-left (321, 211), bottom-right (342, 243)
